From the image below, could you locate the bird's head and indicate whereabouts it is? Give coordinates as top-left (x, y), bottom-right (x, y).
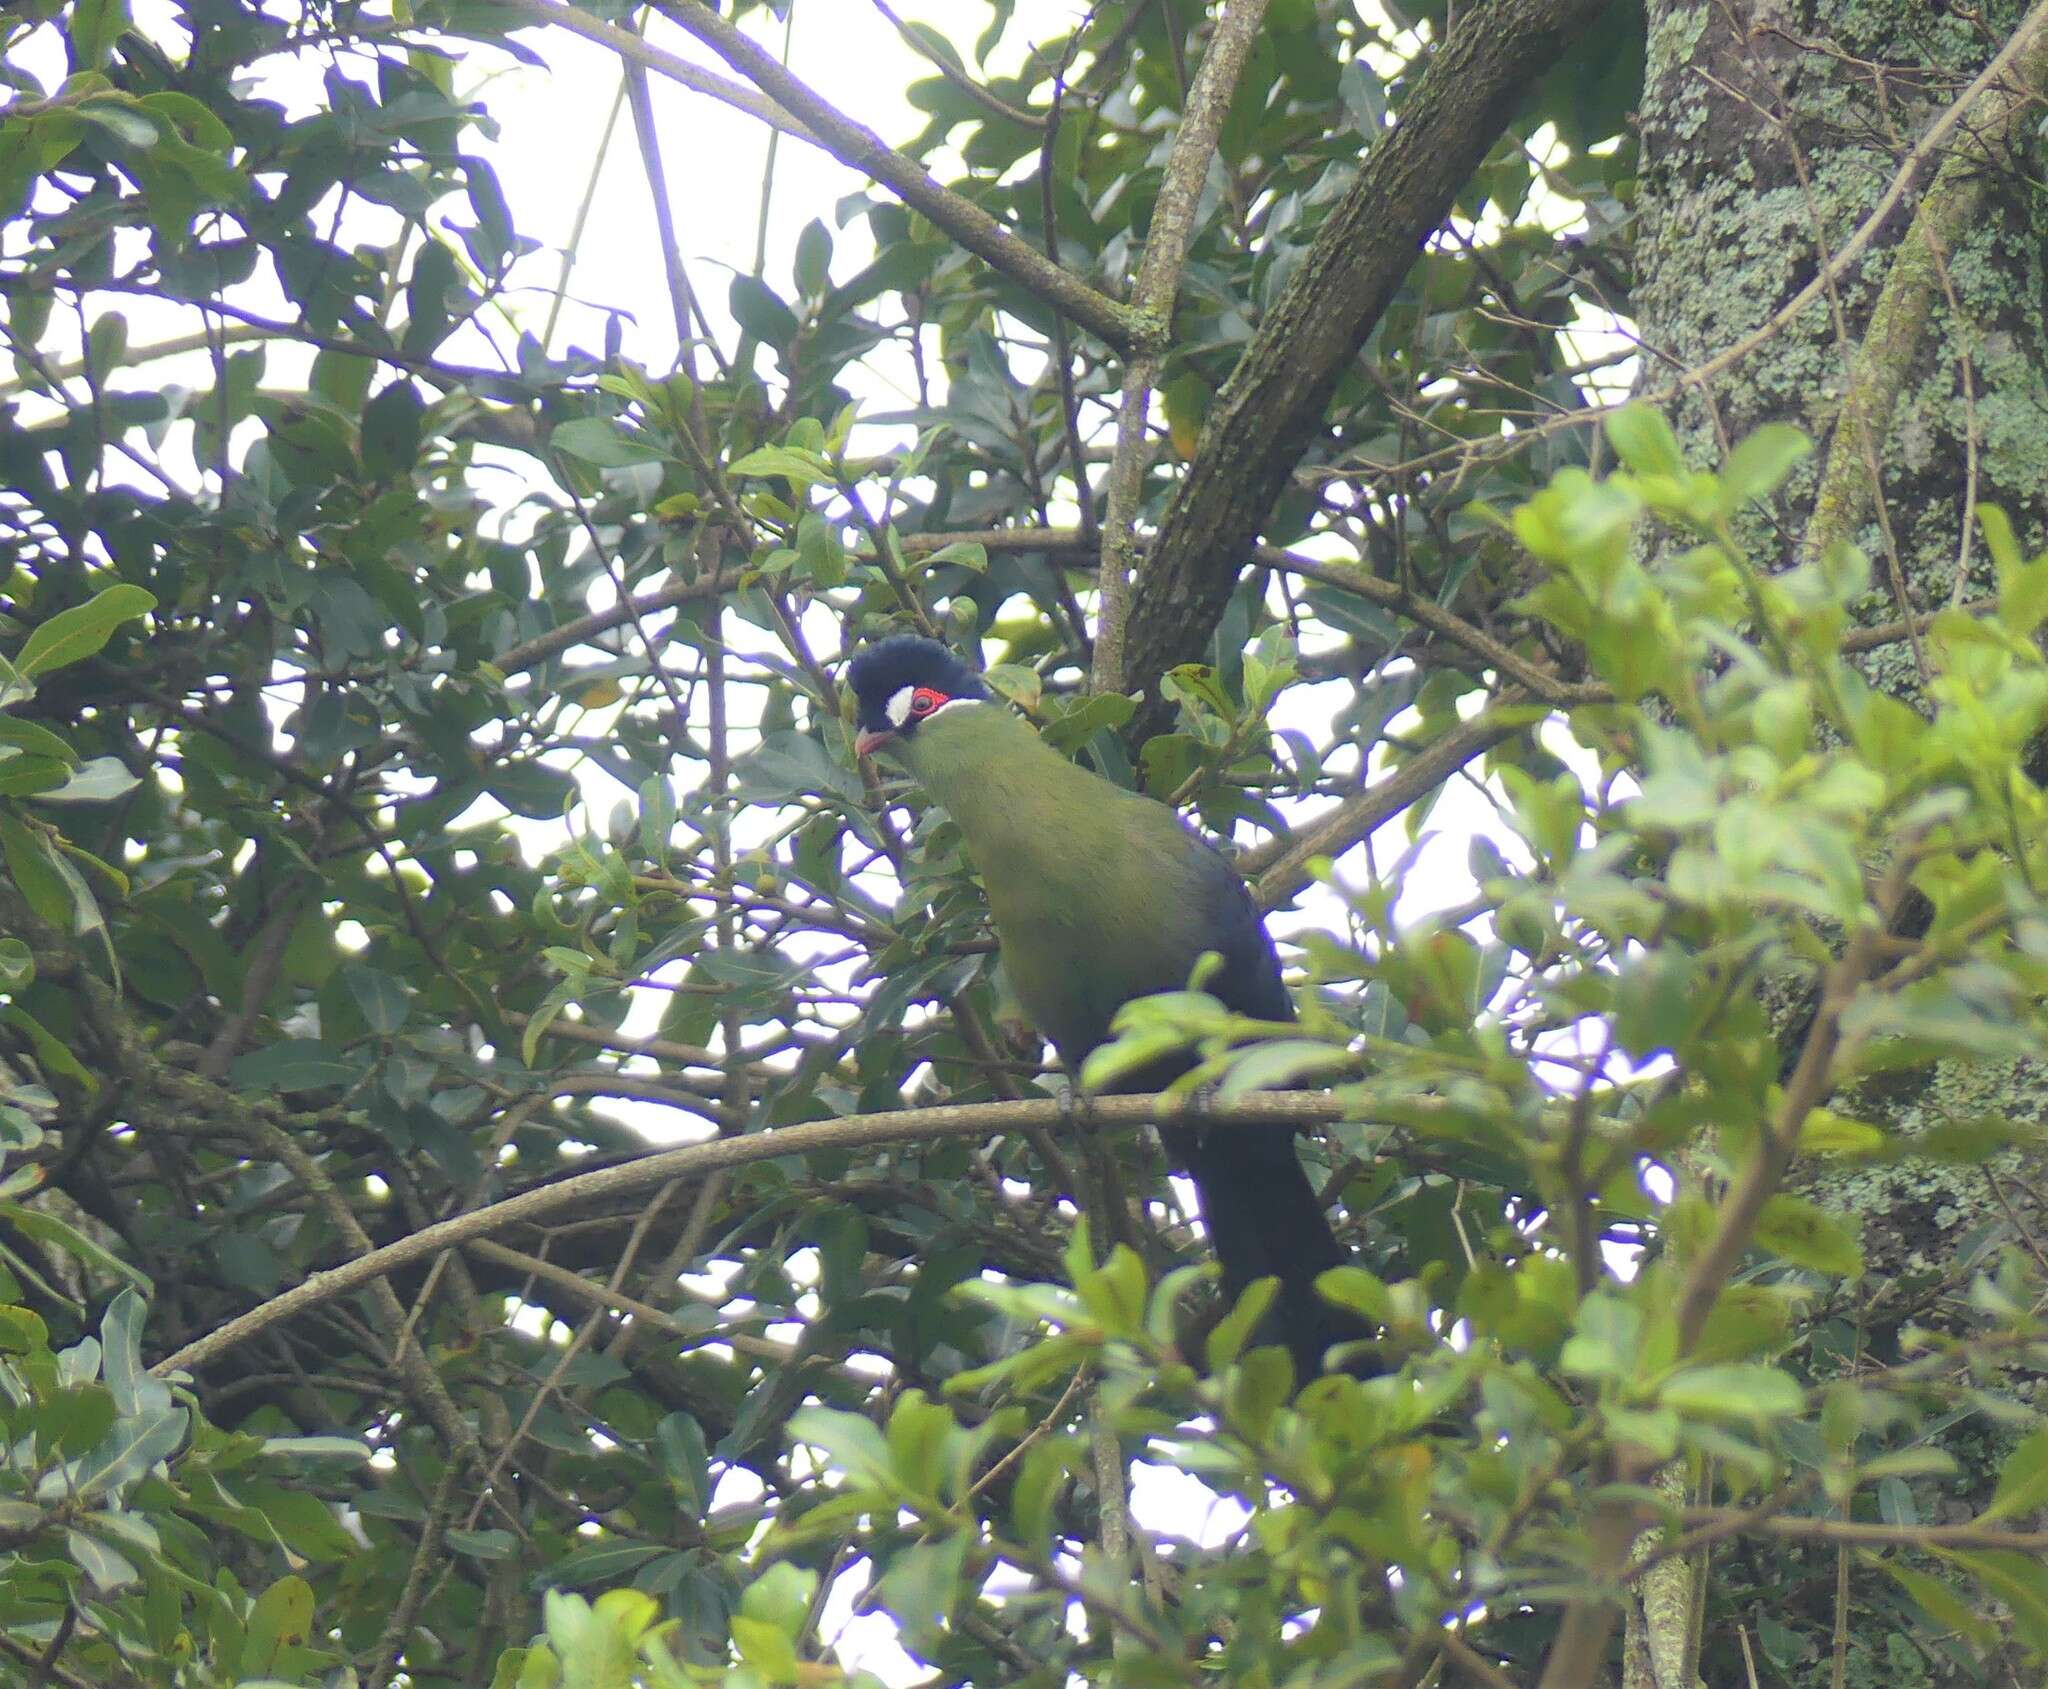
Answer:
top-left (846, 635), bottom-right (990, 758)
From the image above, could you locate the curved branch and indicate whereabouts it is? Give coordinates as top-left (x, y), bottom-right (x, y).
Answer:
top-left (493, 0), bottom-right (823, 146)
top-left (152, 1090), bottom-right (1354, 1380)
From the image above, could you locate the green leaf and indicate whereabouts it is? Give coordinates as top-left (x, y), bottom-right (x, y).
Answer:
top-left (134, 90), bottom-right (232, 150)
top-left (1716, 423), bottom-right (1811, 511)
top-left (1984, 1423), bottom-right (2048, 1522)
top-left (342, 964), bottom-right (410, 1035)
top-left (877, 1532), bottom-right (968, 1649)
top-left (0, 1199), bottom-right (149, 1291)
top-left (30, 755), bottom-right (139, 804)
top-left (793, 217), bottom-right (833, 296)
top-left (1938, 1549), bottom-right (2048, 1652)
top-left (730, 730), bottom-right (863, 806)
top-left (739, 1561), bottom-right (817, 1637)
top-left (14, 584), bottom-right (156, 678)
top-left (401, 238), bottom-right (460, 357)
top-left (67, 0), bottom-right (132, 68)
top-left (520, 978), bottom-right (579, 1067)
top-left (1213, 1037), bottom-right (1350, 1101)
top-left (730, 1614), bottom-right (798, 1679)
top-left (228, 1039), bottom-right (356, 1094)
top-left (241, 1574), bottom-right (314, 1676)
top-left (1658, 1363), bottom-right (1805, 1422)
top-left (75, 97), bottom-right (159, 148)
top-left (1560, 1292), bottom-right (1641, 1381)
top-left (1882, 1561), bottom-right (1992, 1641)
top-left (788, 1405), bottom-right (894, 1489)
top-left (1, 1002), bottom-right (93, 1092)
top-left (1206, 1278), bottom-right (1278, 1370)
top-left (1038, 691), bottom-right (1136, 754)
top-left (234, 1484), bottom-right (358, 1561)
top-left (1604, 404), bottom-right (1685, 477)
top-left (258, 1435), bottom-right (373, 1462)
top-left (1754, 1193), bottom-right (1864, 1276)
top-left (487, 759), bottom-right (578, 818)
top-left (729, 273), bottom-right (799, 345)
top-left (549, 415), bottom-right (666, 468)
top-left (728, 444), bottom-right (836, 488)
top-left (548, 1539), bottom-right (668, 1587)
top-left (66, 1526), bottom-right (138, 1590)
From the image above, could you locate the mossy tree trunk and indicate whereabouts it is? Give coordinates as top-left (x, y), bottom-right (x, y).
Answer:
top-left (1627, 3), bottom-right (2048, 1679)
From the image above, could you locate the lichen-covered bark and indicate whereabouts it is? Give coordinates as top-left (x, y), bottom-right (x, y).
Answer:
top-left (1630, 1), bottom-right (2048, 1676)
top-left (1636, 0), bottom-right (2048, 575)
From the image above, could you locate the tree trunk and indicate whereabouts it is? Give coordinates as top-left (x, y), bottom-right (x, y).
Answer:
top-left (1629, 2), bottom-right (2048, 1677)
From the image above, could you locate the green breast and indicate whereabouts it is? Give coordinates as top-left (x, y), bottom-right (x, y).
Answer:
top-left (901, 703), bottom-right (1218, 1063)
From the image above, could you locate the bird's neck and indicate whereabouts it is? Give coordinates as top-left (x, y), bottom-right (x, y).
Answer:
top-left (900, 702), bottom-right (1101, 866)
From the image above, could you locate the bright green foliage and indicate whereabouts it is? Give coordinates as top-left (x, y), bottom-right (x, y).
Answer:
top-left (758, 418), bottom-right (2048, 1683)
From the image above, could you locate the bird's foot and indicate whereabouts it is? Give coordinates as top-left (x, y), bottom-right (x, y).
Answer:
top-left (1057, 1078), bottom-right (1096, 1134)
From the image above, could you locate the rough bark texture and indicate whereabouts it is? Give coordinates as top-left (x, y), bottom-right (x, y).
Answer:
top-left (1117, 0), bottom-right (1613, 727)
top-left (1629, 1), bottom-right (2048, 1677)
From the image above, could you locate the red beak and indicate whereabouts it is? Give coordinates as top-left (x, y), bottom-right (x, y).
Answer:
top-left (855, 728), bottom-right (894, 758)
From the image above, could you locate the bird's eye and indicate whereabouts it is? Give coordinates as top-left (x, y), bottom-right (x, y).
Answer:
top-left (908, 687), bottom-right (946, 717)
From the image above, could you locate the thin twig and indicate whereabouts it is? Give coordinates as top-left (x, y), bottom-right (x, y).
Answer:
top-left (622, 0), bottom-right (1133, 348)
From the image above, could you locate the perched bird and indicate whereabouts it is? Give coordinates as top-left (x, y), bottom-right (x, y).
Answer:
top-left (848, 633), bottom-right (1361, 1380)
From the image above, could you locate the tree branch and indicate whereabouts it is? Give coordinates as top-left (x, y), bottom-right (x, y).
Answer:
top-left (494, 0), bottom-right (822, 145)
top-left (1116, 0), bottom-right (1611, 726)
top-left (1249, 705), bottom-right (1528, 906)
top-left (1094, 0), bottom-right (1273, 692)
top-left (1803, 1), bottom-right (2048, 560)
top-left (620, 0), bottom-right (1134, 349)
top-left (152, 1090), bottom-right (1353, 1380)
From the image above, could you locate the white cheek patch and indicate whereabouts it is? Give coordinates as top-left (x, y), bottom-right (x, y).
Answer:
top-left (885, 684), bottom-right (917, 728)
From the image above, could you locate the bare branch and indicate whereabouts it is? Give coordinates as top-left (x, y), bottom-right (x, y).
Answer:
top-left (1096, 0), bottom-right (1274, 691)
top-left (1249, 706), bottom-right (1529, 907)
top-left (152, 1090), bottom-right (1355, 1381)
top-left (495, 0), bottom-right (821, 145)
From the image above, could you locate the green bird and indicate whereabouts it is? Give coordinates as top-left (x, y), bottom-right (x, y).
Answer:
top-left (848, 634), bottom-right (1362, 1380)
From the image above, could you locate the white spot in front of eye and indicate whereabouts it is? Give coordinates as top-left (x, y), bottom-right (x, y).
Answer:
top-left (886, 685), bottom-right (916, 727)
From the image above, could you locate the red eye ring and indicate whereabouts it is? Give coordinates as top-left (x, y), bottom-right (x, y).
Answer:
top-left (908, 687), bottom-right (947, 717)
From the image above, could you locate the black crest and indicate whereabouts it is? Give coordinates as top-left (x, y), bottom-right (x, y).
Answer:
top-left (847, 635), bottom-right (988, 739)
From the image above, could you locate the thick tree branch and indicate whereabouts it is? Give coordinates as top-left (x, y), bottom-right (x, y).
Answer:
top-left (1116, 0), bottom-right (1610, 726)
